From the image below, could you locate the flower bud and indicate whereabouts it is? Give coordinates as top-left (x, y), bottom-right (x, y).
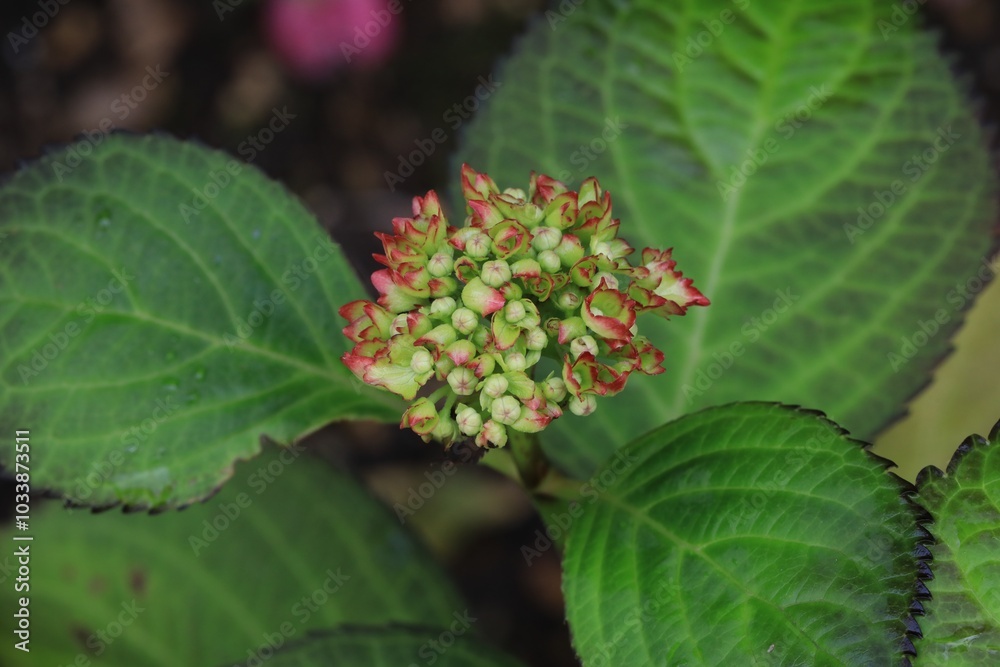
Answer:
top-left (481, 260), bottom-right (512, 287)
top-left (491, 396), bottom-right (522, 425)
top-left (429, 297), bottom-right (457, 319)
top-left (427, 252), bottom-right (454, 277)
top-left (482, 374), bottom-right (509, 398)
top-left (469, 354), bottom-right (495, 377)
top-left (476, 420), bottom-right (507, 448)
top-left (445, 339), bottom-right (476, 365)
top-left (410, 349), bottom-right (434, 374)
top-left (532, 226), bottom-right (563, 251)
top-left (537, 250), bottom-right (561, 273)
top-left (461, 277), bottom-right (506, 316)
top-left (466, 232), bottom-right (491, 259)
top-left (505, 351), bottom-right (527, 372)
top-left (592, 271), bottom-right (618, 290)
top-left (472, 325), bottom-right (492, 349)
top-left (571, 335), bottom-right (599, 359)
top-left (525, 327), bottom-right (548, 351)
top-left (554, 234), bottom-right (585, 266)
top-left (541, 376), bottom-right (567, 403)
top-left (556, 289), bottom-right (583, 312)
top-left (447, 367), bottom-right (477, 395)
top-left (401, 398), bottom-right (440, 436)
top-left (430, 417), bottom-right (458, 444)
top-left (569, 394), bottom-right (597, 416)
top-left (505, 300), bottom-right (527, 323)
top-left (455, 405), bottom-right (483, 436)
top-left (451, 307), bottom-right (478, 335)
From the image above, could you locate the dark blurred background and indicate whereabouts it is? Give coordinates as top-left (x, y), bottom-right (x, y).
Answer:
top-left (1, 1), bottom-right (997, 665)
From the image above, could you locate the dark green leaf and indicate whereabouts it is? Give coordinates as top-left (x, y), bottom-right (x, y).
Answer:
top-left (0, 448), bottom-right (461, 666)
top-left (0, 134), bottom-right (401, 508)
top-left (455, 0), bottom-right (999, 479)
top-left (562, 403), bottom-right (921, 665)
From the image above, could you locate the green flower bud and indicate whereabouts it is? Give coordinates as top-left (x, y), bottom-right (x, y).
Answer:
top-left (447, 367), bottom-right (477, 395)
top-left (429, 297), bottom-right (457, 319)
top-left (427, 252), bottom-right (454, 277)
top-left (525, 327), bottom-right (548, 351)
top-left (410, 349), bottom-right (434, 374)
top-left (455, 405), bottom-right (483, 436)
top-left (491, 395), bottom-right (522, 425)
top-left (505, 351), bottom-right (527, 372)
top-left (445, 339), bottom-right (477, 365)
top-left (532, 226), bottom-right (562, 251)
top-left (472, 325), bottom-right (491, 349)
top-left (481, 260), bottom-right (512, 287)
top-left (541, 376), bottom-right (567, 403)
top-left (569, 394), bottom-right (597, 416)
top-left (554, 235), bottom-right (585, 266)
top-left (430, 417), bottom-right (458, 444)
top-left (557, 289), bottom-right (583, 312)
top-left (466, 232), bottom-right (491, 259)
top-left (537, 249), bottom-right (561, 273)
top-left (505, 300), bottom-right (527, 323)
top-left (592, 271), bottom-right (618, 289)
top-left (571, 335), bottom-right (599, 359)
top-left (461, 277), bottom-right (506, 316)
top-left (452, 307), bottom-right (478, 335)
top-left (482, 374), bottom-right (509, 398)
top-left (478, 420), bottom-right (507, 448)
top-left (503, 187), bottom-right (527, 201)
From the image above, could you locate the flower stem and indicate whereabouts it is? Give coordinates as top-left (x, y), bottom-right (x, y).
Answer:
top-left (507, 430), bottom-right (550, 491)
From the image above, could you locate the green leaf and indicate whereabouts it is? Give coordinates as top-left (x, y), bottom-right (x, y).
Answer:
top-left (914, 421), bottom-right (1000, 664)
top-left (562, 403), bottom-right (922, 666)
top-left (236, 627), bottom-right (528, 666)
top-left (0, 447), bottom-right (463, 667)
top-left (454, 0), bottom-right (999, 478)
top-left (0, 134), bottom-right (401, 508)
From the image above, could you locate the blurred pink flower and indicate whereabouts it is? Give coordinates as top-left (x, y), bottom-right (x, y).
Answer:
top-left (264, 0), bottom-right (401, 79)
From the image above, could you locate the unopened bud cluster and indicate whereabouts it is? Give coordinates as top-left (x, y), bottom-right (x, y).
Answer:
top-left (340, 165), bottom-right (708, 448)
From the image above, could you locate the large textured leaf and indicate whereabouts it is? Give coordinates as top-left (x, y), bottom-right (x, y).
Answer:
top-left (915, 421), bottom-right (1000, 664)
top-left (0, 134), bottom-right (401, 508)
top-left (0, 448), bottom-right (462, 666)
top-left (239, 627), bottom-right (528, 666)
top-left (562, 403), bottom-right (924, 666)
top-left (455, 0), bottom-right (998, 478)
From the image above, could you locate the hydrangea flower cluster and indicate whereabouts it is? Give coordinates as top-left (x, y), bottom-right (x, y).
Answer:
top-left (340, 165), bottom-right (709, 449)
